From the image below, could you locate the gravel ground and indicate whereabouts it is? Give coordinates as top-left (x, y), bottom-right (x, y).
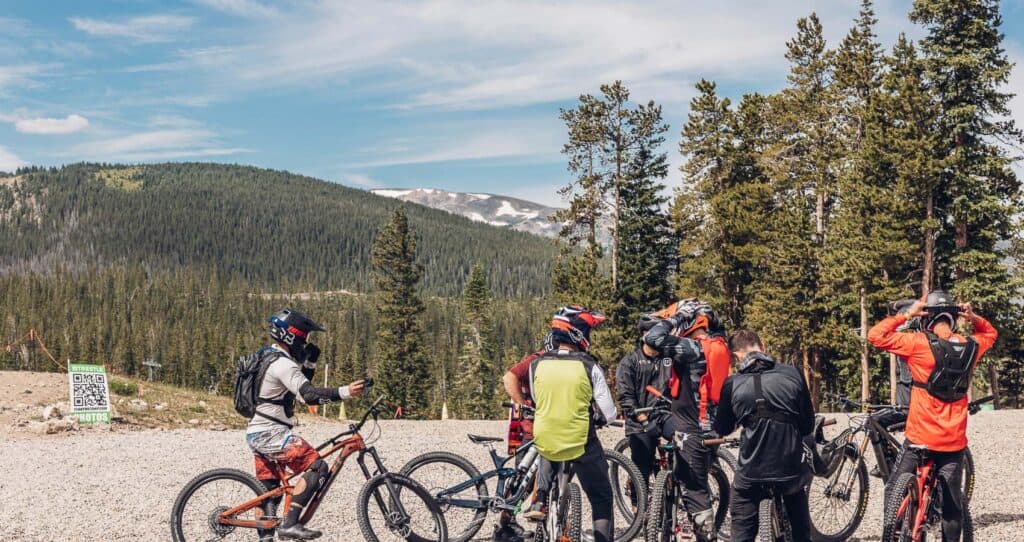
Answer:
top-left (3, 411), bottom-right (1023, 541)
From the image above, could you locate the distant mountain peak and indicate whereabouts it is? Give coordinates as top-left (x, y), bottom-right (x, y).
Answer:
top-left (370, 187), bottom-right (561, 238)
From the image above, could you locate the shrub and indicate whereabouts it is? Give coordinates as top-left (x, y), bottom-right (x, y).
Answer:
top-left (109, 379), bottom-right (138, 396)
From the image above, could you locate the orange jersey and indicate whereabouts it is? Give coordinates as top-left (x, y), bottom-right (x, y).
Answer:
top-left (867, 315), bottom-right (997, 451)
top-left (700, 336), bottom-right (732, 403)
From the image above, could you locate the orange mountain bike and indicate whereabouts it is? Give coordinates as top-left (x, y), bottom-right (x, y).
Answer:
top-left (880, 395), bottom-right (992, 542)
top-left (170, 395), bottom-right (448, 542)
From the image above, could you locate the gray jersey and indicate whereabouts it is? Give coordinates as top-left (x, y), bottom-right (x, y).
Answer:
top-left (246, 345), bottom-right (311, 434)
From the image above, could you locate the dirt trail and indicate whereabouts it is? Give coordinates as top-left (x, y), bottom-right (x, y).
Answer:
top-left (3, 373), bottom-right (1023, 541)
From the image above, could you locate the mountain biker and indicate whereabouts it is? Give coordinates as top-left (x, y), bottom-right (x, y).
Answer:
top-left (640, 299), bottom-right (731, 538)
top-left (868, 291), bottom-right (997, 542)
top-left (616, 314), bottom-right (675, 487)
top-left (246, 309), bottom-right (367, 541)
top-left (529, 305), bottom-right (618, 542)
top-left (713, 329), bottom-right (816, 542)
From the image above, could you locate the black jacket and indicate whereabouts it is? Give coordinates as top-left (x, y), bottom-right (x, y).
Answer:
top-left (616, 347), bottom-right (674, 435)
top-left (713, 352), bottom-right (815, 489)
top-left (642, 318), bottom-right (705, 432)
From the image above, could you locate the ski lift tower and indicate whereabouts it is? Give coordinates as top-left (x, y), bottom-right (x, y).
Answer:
top-left (143, 358), bottom-right (161, 381)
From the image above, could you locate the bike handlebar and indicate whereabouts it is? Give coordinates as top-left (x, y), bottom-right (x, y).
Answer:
top-left (317, 394), bottom-right (387, 452)
top-left (702, 437), bottom-right (727, 446)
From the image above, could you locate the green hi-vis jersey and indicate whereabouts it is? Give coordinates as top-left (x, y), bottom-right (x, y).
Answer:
top-left (529, 350), bottom-right (617, 462)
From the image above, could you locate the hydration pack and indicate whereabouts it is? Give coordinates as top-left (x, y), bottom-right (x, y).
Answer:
top-left (667, 336), bottom-right (725, 425)
top-left (233, 347), bottom-right (292, 426)
top-left (912, 333), bottom-right (978, 403)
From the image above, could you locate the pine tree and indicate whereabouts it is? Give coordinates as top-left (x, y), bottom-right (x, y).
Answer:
top-left (823, 2), bottom-right (918, 402)
top-left (675, 83), bottom-right (774, 329)
top-left (370, 207), bottom-right (432, 418)
top-left (453, 263), bottom-right (499, 419)
top-left (749, 13), bottom-right (836, 400)
top-left (911, 0), bottom-right (1021, 401)
top-left (616, 98), bottom-right (673, 325)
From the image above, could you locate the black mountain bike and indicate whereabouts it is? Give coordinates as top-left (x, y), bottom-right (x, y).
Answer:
top-left (628, 389), bottom-right (733, 542)
top-left (400, 403), bottom-right (646, 542)
top-left (809, 395), bottom-right (977, 542)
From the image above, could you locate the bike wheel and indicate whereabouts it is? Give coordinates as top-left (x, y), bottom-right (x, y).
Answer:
top-left (602, 448), bottom-right (646, 542)
top-left (809, 447), bottom-right (869, 542)
top-left (715, 446), bottom-right (738, 482)
top-left (567, 482), bottom-right (583, 542)
top-left (170, 468), bottom-right (269, 542)
top-left (356, 472), bottom-right (448, 542)
top-left (758, 498), bottom-right (777, 542)
top-left (963, 447), bottom-right (975, 504)
top-left (400, 451), bottom-right (488, 542)
top-left (962, 497), bottom-right (974, 542)
top-left (881, 472), bottom-right (918, 542)
top-left (708, 463), bottom-right (731, 538)
top-left (645, 470), bottom-right (672, 542)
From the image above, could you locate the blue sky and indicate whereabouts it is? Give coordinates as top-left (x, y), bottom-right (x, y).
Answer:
top-left (1, 0), bottom-right (1022, 206)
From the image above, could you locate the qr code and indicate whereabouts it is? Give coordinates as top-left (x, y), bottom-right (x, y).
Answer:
top-left (72, 373), bottom-right (109, 411)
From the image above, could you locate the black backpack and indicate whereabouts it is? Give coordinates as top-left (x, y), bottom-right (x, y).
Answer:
top-left (913, 333), bottom-right (979, 403)
top-left (233, 347), bottom-right (291, 426)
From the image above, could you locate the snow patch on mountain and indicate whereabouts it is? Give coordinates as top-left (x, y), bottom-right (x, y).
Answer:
top-left (370, 187), bottom-right (560, 238)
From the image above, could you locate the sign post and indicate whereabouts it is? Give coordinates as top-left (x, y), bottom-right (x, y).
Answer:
top-left (68, 363), bottom-right (112, 424)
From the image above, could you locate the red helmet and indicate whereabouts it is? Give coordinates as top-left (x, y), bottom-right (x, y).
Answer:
top-left (548, 305), bottom-right (606, 351)
top-left (654, 299), bottom-right (718, 338)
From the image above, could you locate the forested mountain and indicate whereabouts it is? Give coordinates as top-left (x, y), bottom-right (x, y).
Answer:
top-left (0, 163), bottom-right (555, 297)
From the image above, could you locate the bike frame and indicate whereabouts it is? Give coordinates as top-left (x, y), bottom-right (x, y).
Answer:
top-left (894, 457), bottom-right (937, 542)
top-left (435, 439), bottom-right (539, 511)
top-left (216, 399), bottom-right (401, 531)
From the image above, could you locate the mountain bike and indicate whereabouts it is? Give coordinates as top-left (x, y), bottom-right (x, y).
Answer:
top-left (170, 395), bottom-right (447, 542)
top-left (400, 402), bottom-right (646, 542)
top-left (880, 395), bottom-right (993, 542)
top-left (634, 388), bottom-right (734, 542)
top-left (808, 396), bottom-right (976, 542)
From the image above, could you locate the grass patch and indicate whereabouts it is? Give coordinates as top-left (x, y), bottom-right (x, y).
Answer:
top-left (109, 379), bottom-right (138, 396)
top-left (96, 167), bottom-right (144, 192)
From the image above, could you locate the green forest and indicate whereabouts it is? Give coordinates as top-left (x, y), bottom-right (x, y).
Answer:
top-left (2, 0), bottom-right (1023, 416)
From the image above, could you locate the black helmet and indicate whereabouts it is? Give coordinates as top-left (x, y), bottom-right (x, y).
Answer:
top-left (267, 308), bottom-right (325, 359)
top-left (637, 313), bottom-right (662, 333)
top-left (922, 290), bottom-right (958, 331)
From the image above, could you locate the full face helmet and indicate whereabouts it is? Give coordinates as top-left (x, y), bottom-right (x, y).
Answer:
top-left (267, 308), bottom-right (325, 359)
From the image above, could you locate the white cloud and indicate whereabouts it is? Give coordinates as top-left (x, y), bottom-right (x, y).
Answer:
top-left (351, 123), bottom-right (561, 167)
top-left (15, 113), bottom-right (89, 134)
top-left (0, 146), bottom-right (27, 172)
top-left (69, 15), bottom-right (194, 43)
top-left (193, 0), bottom-right (280, 19)
top-left (0, 64), bottom-right (49, 90)
top-left (175, 0), bottom-right (908, 110)
top-left (67, 128), bottom-right (250, 162)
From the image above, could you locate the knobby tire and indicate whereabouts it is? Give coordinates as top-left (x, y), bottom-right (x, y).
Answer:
top-left (809, 446), bottom-right (869, 542)
top-left (356, 472), bottom-right (449, 542)
top-left (169, 468), bottom-right (269, 542)
top-left (399, 450), bottom-right (488, 542)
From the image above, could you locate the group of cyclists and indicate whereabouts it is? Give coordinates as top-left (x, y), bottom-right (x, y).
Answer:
top-left (239, 285), bottom-right (996, 542)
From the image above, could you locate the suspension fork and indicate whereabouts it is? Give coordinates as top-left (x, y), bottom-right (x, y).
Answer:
top-left (359, 447), bottom-right (414, 526)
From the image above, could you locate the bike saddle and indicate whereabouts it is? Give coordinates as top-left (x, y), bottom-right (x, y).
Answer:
top-left (467, 434), bottom-right (505, 444)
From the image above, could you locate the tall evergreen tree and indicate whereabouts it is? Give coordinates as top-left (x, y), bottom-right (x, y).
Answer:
top-left (453, 263), bottom-right (499, 418)
top-left (370, 207), bottom-right (432, 418)
top-left (616, 98), bottom-right (673, 324)
top-left (749, 13), bottom-right (836, 400)
top-left (911, 0), bottom-right (1021, 401)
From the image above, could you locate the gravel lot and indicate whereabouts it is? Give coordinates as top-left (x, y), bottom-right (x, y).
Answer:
top-left (3, 411), bottom-right (1023, 541)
